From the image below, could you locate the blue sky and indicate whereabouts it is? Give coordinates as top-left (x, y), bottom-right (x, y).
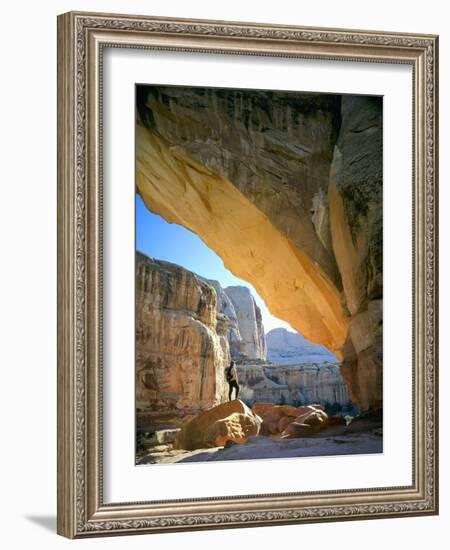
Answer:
top-left (136, 194), bottom-right (295, 333)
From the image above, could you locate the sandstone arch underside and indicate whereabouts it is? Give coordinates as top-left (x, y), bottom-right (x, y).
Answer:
top-left (136, 87), bottom-right (383, 411)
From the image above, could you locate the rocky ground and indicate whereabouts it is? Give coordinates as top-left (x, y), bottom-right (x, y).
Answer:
top-left (137, 432), bottom-right (382, 465)
top-left (136, 400), bottom-right (382, 466)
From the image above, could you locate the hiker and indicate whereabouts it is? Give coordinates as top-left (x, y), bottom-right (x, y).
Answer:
top-left (225, 361), bottom-right (240, 401)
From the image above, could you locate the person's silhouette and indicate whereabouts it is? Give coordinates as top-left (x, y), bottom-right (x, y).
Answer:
top-left (225, 361), bottom-right (240, 400)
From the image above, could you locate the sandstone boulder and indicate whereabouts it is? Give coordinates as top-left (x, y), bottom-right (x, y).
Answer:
top-left (252, 402), bottom-right (330, 437)
top-left (281, 422), bottom-right (314, 439)
top-left (140, 428), bottom-right (180, 448)
top-left (174, 399), bottom-right (261, 450)
top-left (327, 416), bottom-right (347, 427)
top-left (252, 403), bottom-right (325, 435)
top-left (252, 403), bottom-right (276, 418)
top-left (205, 412), bottom-right (261, 447)
top-left (295, 407), bottom-right (328, 430)
top-left (277, 415), bottom-right (297, 433)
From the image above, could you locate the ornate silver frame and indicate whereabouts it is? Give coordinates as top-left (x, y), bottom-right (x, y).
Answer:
top-left (57, 11), bottom-right (439, 538)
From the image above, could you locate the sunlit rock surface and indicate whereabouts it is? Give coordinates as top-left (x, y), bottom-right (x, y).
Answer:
top-left (236, 362), bottom-right (350, 408)
top-left (136, 87), bottom-right (382, 411)
top-left (137, 252), bottom-right (270, 416)
top-left (201, 279), bottom-right (267, 361)
top-left (136, 93), bottom-right (348, 358)
top-left (174, 399), bottom-right (261, 450)
top-left (136, 252), bottom-right (229, 415)
top-left (224, 286), bottom-right (266, 360)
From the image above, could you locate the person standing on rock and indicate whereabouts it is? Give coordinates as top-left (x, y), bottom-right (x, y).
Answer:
top-left (225, 361), bottom-right (240, 401)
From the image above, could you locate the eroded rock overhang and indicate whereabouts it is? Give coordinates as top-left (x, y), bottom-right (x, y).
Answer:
top-left (135, 87), bottom-right (383, 411)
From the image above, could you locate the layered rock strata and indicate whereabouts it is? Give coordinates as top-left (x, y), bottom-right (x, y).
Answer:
top-left (136, 252), bottom-right (270, 416)
top-left (201, 279), bottom-right (267, 360)
top-left (236, 362), bottom-right (350, 408)
top-left (136, 87), bottom-right (383, 411)
top-left (136, 252), bottom-right (229, 414)
top-left (224, 286), bottom-right (266, 360)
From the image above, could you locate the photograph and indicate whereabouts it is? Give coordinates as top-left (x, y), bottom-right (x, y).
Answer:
top-left (135, 84), bottom-right (383, 465)
top-left (1, 0), bottom-right (445, 545)
top-left (54, 9), bottom-right (438, 537)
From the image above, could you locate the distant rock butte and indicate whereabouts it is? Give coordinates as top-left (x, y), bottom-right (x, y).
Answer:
top-left (224, 286), bottom-right (267, 360)
top-left (236, 362), bottom-right (349, 408)
top-left (266, 327), bottom-right (336, 364)
top-left (200, 279), bottom-right (267, 361)
top-left (136, 88), bottom-right (382, 411)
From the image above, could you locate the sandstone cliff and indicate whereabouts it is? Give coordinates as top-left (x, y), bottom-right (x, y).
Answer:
top-left (136, 252), bottom-right (229, 414)
top-left (136, 252), bottom-right (269, 415)
top-left (236, 362), bottom-right (350, 409)
top-left (224, 286), bottom-right (266, 360)
top-left (136, 87), bottom-right (383, 411)
top-left (200, 279), bottom-right (266, 361)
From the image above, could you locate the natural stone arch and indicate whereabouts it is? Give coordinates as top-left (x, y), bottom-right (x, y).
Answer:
top-left (136, 124), bottom-right (348, 357)
top-left (136, 87), bottom-right (383, 411)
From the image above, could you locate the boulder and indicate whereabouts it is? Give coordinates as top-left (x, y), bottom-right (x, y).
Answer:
top-left (252, 403), bottom-right (328, 436)
top-left (295, 408), bottom-right (328, 430)
top-left (252, 403), bottom-right (276, 418)
top-left (327, 416), bottom-right (347, 427)
top-left (140, 428), bottom-right (180, 448)
top-left (277, 415), bottom-right (297, 433)
top-left (174, 399), bottom-right (261, 450)
top-left (280, 407), bottom-right (330, 439)
top-left (281, 422), bottom-right (314, 439)
top-left (205, 412), bottom-right (261, 447)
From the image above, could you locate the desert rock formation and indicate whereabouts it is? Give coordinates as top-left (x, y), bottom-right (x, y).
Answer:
top-left (236, 363), bottom-right (349, 408)
top-left (174, 399), bottom-right (261, 450)
top-left (224, 286), bottom-right (266, 360)
top-left (136, 252), bottom-right (229, 414)
top-left (136, 87), bottom-right (382, 411)
top-left (136, 252), bottom-right (270, 416)
top-left (251, 403), bottom-right (330, 438)
top-left (201, 279), bottom-right (267, 361)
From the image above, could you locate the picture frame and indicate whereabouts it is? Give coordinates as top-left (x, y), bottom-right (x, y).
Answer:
top-left (57, 11), bottom-right (439, 538)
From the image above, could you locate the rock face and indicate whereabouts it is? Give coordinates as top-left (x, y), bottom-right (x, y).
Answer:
top-left (136, 86), bottom-right (383, 411)
top-left (201, 279), bottom-right (266, 361)
top-left (136, 89), bottom-right (347, 357)
top-left (200, 278), bottom-right (242, 359)
top-left (266, 327), bottom-right (336, 364)
top-left (224, 286), bottom-right (266, 360)
top-left (328, 96), bottom-right (383, 411)
top-left (236, 363), bottom-right (350, 408)
top-left (174, 399), bottom-right (261, 450)
top-left (136, 252), bottom-right (229, 414)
